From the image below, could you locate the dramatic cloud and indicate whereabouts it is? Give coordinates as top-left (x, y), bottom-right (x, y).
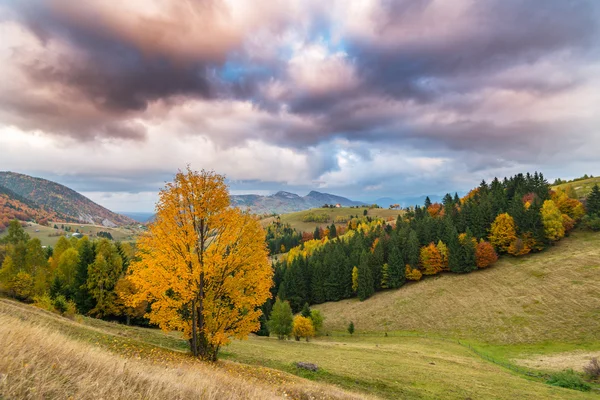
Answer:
top-left (1, 0), bottom-right (599, 210)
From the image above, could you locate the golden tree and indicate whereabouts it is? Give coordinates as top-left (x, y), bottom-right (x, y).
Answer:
top-left (127, 168), bottom-right (272, 361)
top-left (419, 243), bottom-right (443, 275)
top-left (541, 200), bottom-right (565, 241)
top-left (292, 315), bottom-right (315, 341)
top-left (489, 213), bottom-right (517, 252)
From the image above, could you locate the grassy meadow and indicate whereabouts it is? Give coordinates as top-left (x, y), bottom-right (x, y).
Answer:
top-left (2, 229), bottom-right (599, 399)
top-left (1, 298), bottom-right (597, 400)
top-left (261, 207), bottom-right (403, 233)
top-left (0, 221), bottom-right (139, 247)
top-left (553, 176), bottom-right (600, 198)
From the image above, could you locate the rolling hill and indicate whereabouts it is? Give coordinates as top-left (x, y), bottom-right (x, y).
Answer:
top-left (314, 229), bottom-right (600, 346)
top-left (0, 172), bottom-right (135, 227)
top-left (553, 176), bottom-right (600, 199)
top-left (0, 184), bottom-right (73, 230)
top-left (231, 190), bottom-right (366, 214)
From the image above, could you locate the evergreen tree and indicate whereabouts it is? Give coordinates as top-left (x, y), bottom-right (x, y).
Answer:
top-left (424, 196), bottom-right (432, 209)
top-left (313, 226), bottom-right (321, 240)
top-left (587, 184), bottom-right (600, 216)
top-left (310, 260), bottom-right (327, 304)
top-left (444, 219), bottom-right (461, 273)
top-left (347, 321), bottom-right (355, 335)
top-left (369, 237), bottom-right (384, 291)
top-left (381, 263), bottom-right (390, 289)
top-left (457, 230), bottom-right (477, 273)
top-left (301, 302), bottom-right (311, 318)
top-left (329, 223), bottom-right (337, 239)
top-left (406, 230), bottom-right (420, 269)
top-left (387, 244), bottom-right (405, 289)
top-left (357, 251), bottom-right (374, 301)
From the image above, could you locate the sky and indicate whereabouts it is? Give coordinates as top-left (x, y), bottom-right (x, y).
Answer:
top-left (1, 0), bottom-right (599, 212)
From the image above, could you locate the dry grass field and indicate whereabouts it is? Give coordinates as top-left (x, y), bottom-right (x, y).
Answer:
top-left (315, 230), bottom-right (600, 345)
top-left (1, 231), bottom-right (599, 399)
top-left (0, 299), bottom-right (369, 400)
top-left (1, 299), bottom-right (597, 400)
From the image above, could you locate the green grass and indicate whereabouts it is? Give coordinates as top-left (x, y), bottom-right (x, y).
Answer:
top-left (1, 299), bottom-right (597, 399)
top-left (553, 177), bottom-right (600, 198)
top-left (262, 207), bottom-right (402, 233)
top-left (2, 230), bottom-right (600, 398)
top-left (0, 221), bottom-right (139, 246)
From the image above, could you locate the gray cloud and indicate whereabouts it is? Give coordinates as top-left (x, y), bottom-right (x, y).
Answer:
top-left (1, 0), bottom-right (600, 208)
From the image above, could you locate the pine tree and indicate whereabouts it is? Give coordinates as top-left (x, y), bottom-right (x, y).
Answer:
top-left (369, 237), bottom-right (384, 291)
top-left (444, 219), bottom-right (461, 273)
top-left (587, 184), bottom-right (600, 216)
top-left (347, 321), bottom-right (355, 335)
top-left (329, 223), bottom-right (337, 239)
top-left (406, 230), bottom-right (420, 269)
top-left (301, 303), bottom-right (311, 318)
top-left (313, 226), bottom-right (321, 240)
top-left (387, 244), bottom-right (405, 288)
top-left (457, 230), bottom-right (477, 273)
top-left (424, 196), bottom-right (432, 209)
top-left (73, 238), bottom-right (96, 314)
top-left (357, 251), bottom-right (374, 301)
top-left (381, 263), bottom-right (390, 289)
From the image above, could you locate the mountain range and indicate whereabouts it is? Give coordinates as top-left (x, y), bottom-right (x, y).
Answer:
top-left (231, 190), bottom-right (366, 214)
top-left (0, 172), bottom-right (135, 227)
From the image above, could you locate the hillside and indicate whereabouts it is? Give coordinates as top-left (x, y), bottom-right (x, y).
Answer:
top-left (0, 172), bottom-right (135, 227)
top-left (262, 206), bottom-right (403, 233)
top-left (1, 298), bottom-right (596, 399)
top-left (0, 184), bottom-right (71, 230)
top-left (315, 230), bottom-right (600, 346)
top-left (0, 300), bottom-right (364, 400)
top-left (231, 190), bottom-right (366, 214)
top-left (553, 177), bottom-right (600, 199)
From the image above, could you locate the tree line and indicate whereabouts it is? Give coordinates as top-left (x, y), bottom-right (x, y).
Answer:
top-left (0, 222), bottom-right (144, 324)
top-left (268, 173), bottom-right (597, 313)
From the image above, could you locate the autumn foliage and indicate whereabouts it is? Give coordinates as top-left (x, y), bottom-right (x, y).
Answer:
top-left (292, 315), bottom-right (315, 341)
top-left (489, 213), bottom-right (517, 253)
top-left (127, 168), bottom-right (272, 361)
top-left (419, 243), bottom-right (443, 275)
top-left (475, 240), bottom-right (498, 268)
top-left (405, 265), bottom-right (422, 281)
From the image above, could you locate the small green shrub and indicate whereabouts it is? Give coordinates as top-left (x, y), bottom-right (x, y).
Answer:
top-left (546, 369), bottom-right (591, 392)
top-left (582, 215), bottom-right (600, 231)
top-left (52, 295), bottom-right (68, 315)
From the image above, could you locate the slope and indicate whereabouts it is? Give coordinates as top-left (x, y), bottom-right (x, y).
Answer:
top-left (261, 206), bottom-right (402, 233)
top-left (0, 299), bottom-right (366, 400)
top-left (0, 171), bottom-right (135, 226)
top-left (314, 230), bottom-right (600, 346)
top-left (0, 184), bottom-right (71, 230)
top-left (0, 299), bottom-right (595, 400)
top-left (553, 176), bottom-right (600, 199)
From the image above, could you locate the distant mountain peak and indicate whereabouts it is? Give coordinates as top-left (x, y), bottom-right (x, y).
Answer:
top-left (272, 191), bottom-right (301, 199)
top-left (229, 189), bottom-right (366, 214)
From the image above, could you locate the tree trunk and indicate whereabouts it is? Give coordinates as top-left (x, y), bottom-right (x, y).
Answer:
top-left (191, 298), bottom-right (198, 357)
